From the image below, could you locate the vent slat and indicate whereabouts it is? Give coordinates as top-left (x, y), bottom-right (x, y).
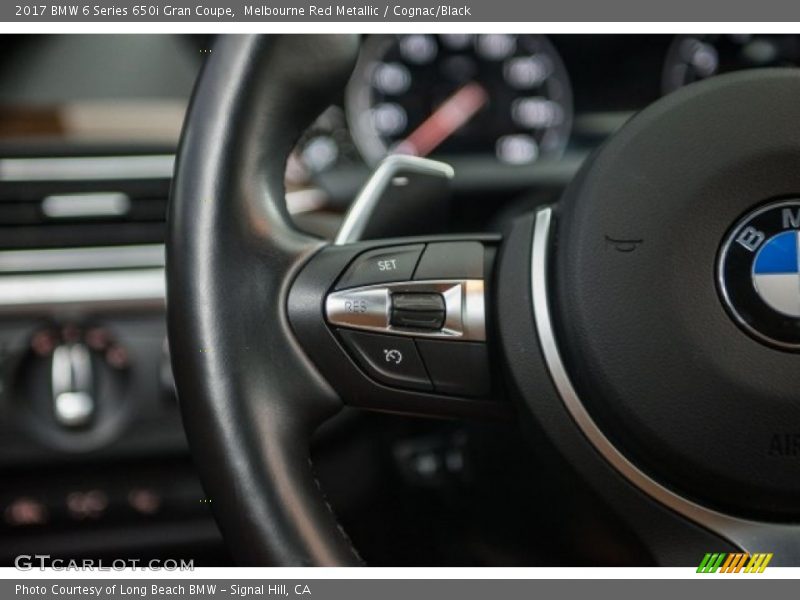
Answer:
top-left (0, 154), bottom-right (171, 249)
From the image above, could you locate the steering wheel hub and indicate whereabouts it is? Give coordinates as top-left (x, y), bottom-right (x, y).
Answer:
top-left (553, 68), bottom-right (800, 519)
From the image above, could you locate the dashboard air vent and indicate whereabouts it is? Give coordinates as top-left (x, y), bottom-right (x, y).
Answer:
top-left (0, 154), bottom-right (174, 250)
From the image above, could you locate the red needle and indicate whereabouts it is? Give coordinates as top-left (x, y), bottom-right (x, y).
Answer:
top-left (394, 82), bottom-right (489, 158)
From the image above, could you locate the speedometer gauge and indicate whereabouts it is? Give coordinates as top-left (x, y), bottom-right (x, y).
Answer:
top-left (663, 34), bottom-right (800, 93)
top-left (346, 34), bottom-right (572, 166)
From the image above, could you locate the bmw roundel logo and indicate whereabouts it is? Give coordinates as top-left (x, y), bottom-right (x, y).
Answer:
top-left (718, 200), bottom-right (800, 350)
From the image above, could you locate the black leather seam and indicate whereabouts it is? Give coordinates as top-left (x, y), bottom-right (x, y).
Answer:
top-left (308, 457), bottom-right (365, 565)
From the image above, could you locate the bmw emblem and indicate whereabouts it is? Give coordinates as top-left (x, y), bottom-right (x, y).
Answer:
top-left (718, 200), bottom-right (800, 350)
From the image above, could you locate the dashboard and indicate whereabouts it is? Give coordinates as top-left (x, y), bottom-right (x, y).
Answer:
top-left (5, 35), bottom-right (800, 207)
top-left (0, 33), bottom-right (798, 567)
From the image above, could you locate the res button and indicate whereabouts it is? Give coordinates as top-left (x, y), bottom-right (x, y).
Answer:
top-left (335, 244), bottom-right (425, 290)
top-left (326, 288), bottom-right (390, 330)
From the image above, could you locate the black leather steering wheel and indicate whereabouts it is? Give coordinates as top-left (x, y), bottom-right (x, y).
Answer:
top-left (169, 35), bottom-right (800, 566)
top-left (168, 35), bottom-right (362, 565)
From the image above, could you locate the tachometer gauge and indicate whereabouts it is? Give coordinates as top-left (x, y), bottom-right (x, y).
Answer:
top-left (346, 34), bottom-right (572, 166)
top-left (663, 34), bottom-right (800, 93)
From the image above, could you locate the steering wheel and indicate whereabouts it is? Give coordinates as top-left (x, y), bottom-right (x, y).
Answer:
top-left (168, 35), bottom-right (800, 566)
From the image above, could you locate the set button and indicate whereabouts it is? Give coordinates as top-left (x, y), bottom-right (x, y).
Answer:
top-left (335, 244), bottom-right (424, 290)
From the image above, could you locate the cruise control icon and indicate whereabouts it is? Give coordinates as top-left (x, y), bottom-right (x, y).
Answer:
top-left (383, 349), bottom-right (403, 365)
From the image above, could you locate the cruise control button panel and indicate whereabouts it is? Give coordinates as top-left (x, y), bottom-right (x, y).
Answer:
top-left (287, 237), bottom-right (505, 414)
top-left (338, 330), bottom-right (432, 391)
top-left (325, 242), bottom-right (492, 398)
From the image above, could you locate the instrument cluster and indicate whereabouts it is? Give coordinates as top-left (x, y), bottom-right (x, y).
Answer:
top-left (289, 34), bottom-right (800, 184)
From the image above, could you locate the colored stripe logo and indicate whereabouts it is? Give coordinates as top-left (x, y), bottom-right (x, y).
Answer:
top-left (697, 553), bottom-right (773, 573)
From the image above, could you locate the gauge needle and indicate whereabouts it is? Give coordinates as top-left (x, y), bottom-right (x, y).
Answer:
top-left (394, 82), bottom-right (489, 158)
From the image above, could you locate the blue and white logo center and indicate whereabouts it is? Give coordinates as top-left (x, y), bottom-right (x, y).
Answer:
top-left (718, 200), bottom-right (800, 350)
top-left (752, 230), bottom-right (800, 318)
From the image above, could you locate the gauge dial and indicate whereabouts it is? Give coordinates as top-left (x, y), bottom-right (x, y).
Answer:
top-left (346, 34), bottom-right (573, 166)
top-left (663, 34), bottom-right (800, 93)
top-left (287, 106), bottom-right (361, 183)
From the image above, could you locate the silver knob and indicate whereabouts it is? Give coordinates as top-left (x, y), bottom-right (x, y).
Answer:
top-left (51, 343), bottom-right (94, 428)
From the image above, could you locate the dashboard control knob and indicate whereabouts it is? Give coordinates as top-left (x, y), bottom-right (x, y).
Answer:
top-left (14, 324), bottom-right (131, 450)
top-left (51, 343), bottom-right (95, 428)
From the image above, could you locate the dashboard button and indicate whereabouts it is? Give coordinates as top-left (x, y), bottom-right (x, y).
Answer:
top-left (339, 330), bottom-right (432, 391)
top-left (413, 241), bottom-right (484, 280)
top-left (336, 244), bottom-right (425, 290)
top-left (416, 340), bottom-right (490, 397)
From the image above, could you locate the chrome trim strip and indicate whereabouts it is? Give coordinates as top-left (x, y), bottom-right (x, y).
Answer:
top-left (0, 155), bottom-right (175, 182)
top-left (462, 279), bottom-right (486, 342)
top-left (530, 206), bottom-right (800, 562)
top-left (334, 155), bottom-right (455, 245)
top-left (439, 283), bottom-right (464, 337)
top-left (0, 244), bottom-right (165, 273)
top-left (0, 268), bottom-right (165, 312)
